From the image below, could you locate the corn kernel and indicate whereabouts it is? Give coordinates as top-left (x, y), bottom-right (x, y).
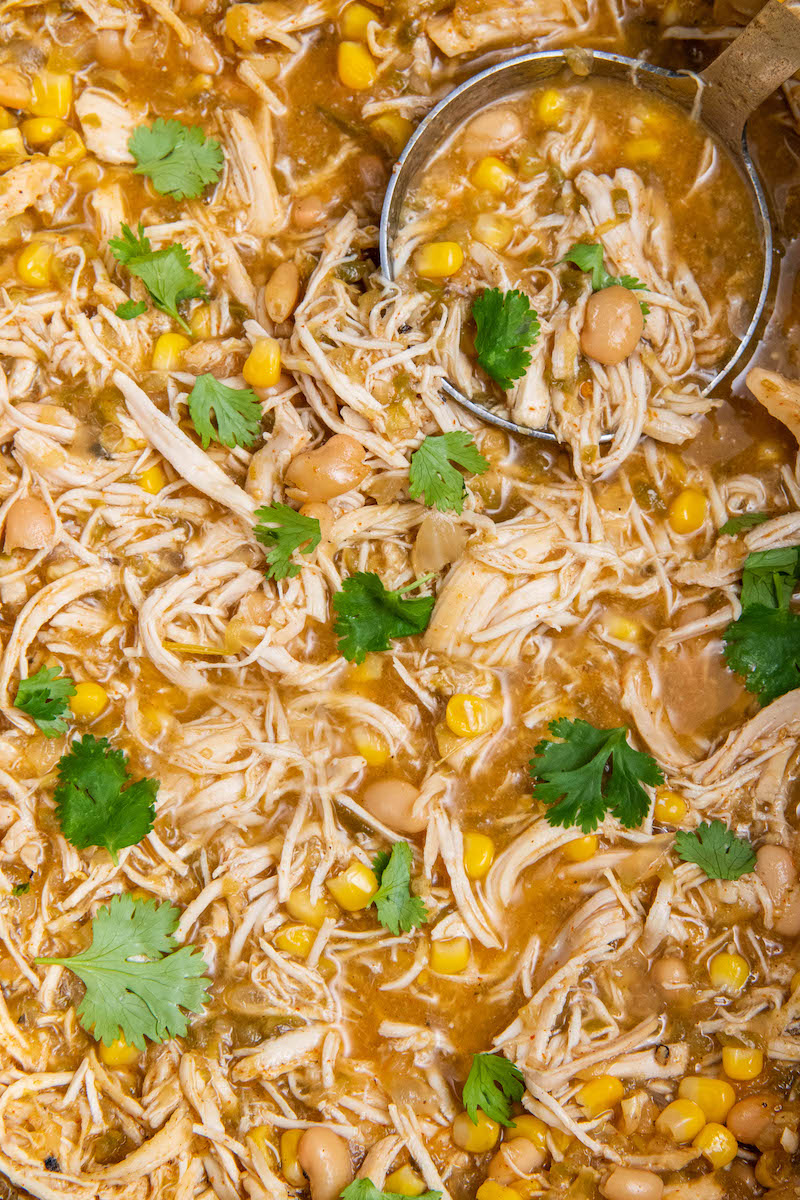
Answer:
top-left (286, 885), bottom-right (335, 929)
top-left (655, 1098), bottom-right (706, 1143)
top-left (605, 615), bottom-right (641, 643)
top-left (243, 337), bottom-right (281, 388)
top-left (536, 88), bottom-right (566, 124)
top-left (414, 241), bottom-right (464, 279)
top-left (274, 924), bottom-right (315, 958)
top-left (463, 832), bottom-right (495, 880)
top-left (470, 155), bottom-right (515, 195)
top-left (341, 2), bottom-right (378, 40)
top-left (508, 1114), bottom-right (549, 1151)
top-left (693, 1122), bottom-right (738, 1168)
top-left (668, 488), bottom-right (707, 534)
top-left (353, 726), bottom-right (390, 766)
top-left (677, 1077), bottom-right (735, 1124)
top-left (139, 465), bottom-right (166, 494)
top-left (576, 1075), bottom-right (624, 1116)
top-left (337, 41), bottom-right (377, 91)
top-left (69, 681), bottom-right (108, 720)
top-left (562, 835), bottom-right (598, 863)
top-left (247, 1125), bottom-right (275, 1163)
top-left (17, 242), bottom-right (53, 288)
top-left (430, 936), bottom-right (470, 975)
top-left (20, 116), bottom-right (65, 146)
top-left (48, 128), bottom-right (86, 166)
top-left (0, 127), bottom-right (26, 169)
top-left (625, 136), bottom-right (661, 162)
top-left (722, 1047), bottom-right (763, 1081)
top-left (754, 1149), bottom-right (792, 1188)
top-left (385, 1166), bottom-right (426, 1196)
top-left (476, 1184), bottom-right (518, 1200)
top-left (654, 788), bottom-right (687, 825)
top-left (98, 1032), bottom-right (140, 1067)
top-left (446, 694), bottom-right (495, 738)
top-left (370, 112), bottom-right (413, 153)
top-left (327, 861), bottom-right (379, 911)
top-left (279, 1129), bottom-right (304, 1186)
top-left (709, 952), bottom-right (749, 994)
top-left (0, 108), bottom-right (14, 131)
top-left (30, 71), bottom-right (73, 119)
top-left (152, 332), bottom-right (190, 372)
top-left (453, 1109), bottom-right (500, 1153)
top-left (472, 213), bottom-right (513, 251)
top-left (350, 652), bottom-right (383, 681)
top-left (190, 305), bottom-right (212, 339)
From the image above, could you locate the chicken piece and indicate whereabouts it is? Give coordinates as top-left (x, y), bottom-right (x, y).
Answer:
top-left (0, 160), bottom-right (61, 226)
top-left (222, 109), bottom-right (284, 236)
top-left (75, 87), bottom-right (147, 164)
top-left (427, 0), bottom-right (591, 56)
top-left (746, 367), bottom-right (800, 442)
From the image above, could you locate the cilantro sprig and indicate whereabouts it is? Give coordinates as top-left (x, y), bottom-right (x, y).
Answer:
top-left (472, 288), bottom-right (540, 389)
top-left (723, 545), bottom-right (800, 705)
top-left (341, 1183), bottom-right (441, 1200)
top-left (35, 895), bottom-right (210, 1048)
top-left (561, 242), bottom-right (649, 314)
top-left (54, 735), bottom-right (157, 863)
top-left (115, 299), bottom-right (147, 320)
top-left (463, 1053), bottom-right (525, 1127)
top-left (14, 665), bottom-right (76, 737)
top-left (674, 820), bottom-right (756, 881)
top-left (187, 373), bottom-right (262, 449)
top-left (129, 119), bottom-right (223, 201)
top-left (409, 432), bottom-right (488, 513)
top-left (254, 504), bottom-right (321, 580)
top-left (333, 572), bottom-right (434, 663)
top-left (530, 718), bottom-right (664, 833)
top-left (371, 843), bottom-right (428, 935)
top-left (110, 224), bottom-right (207, 333)
top-left (719, 512), bottom-right (769, 536)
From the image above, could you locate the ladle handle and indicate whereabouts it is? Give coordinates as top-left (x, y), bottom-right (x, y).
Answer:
top-left (700, 0), bottom-right (800, 150)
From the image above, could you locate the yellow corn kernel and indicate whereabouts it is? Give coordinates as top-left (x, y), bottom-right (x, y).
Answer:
top-left (337, 41), bottom-right (377, 91)
top-left (274, 924), bottom-right (315, 958)
top-left (709, 952), bottom-right (749, 994)
top-left (452, 1109), bottom-right (500, 1153)
top-left (247, 1125), bottom-right (275, 1162)
top-left (243, 337), bottom-right (281, 388)
top-left (385, 1166), bottom-right (426, 1196)
top-left (692, 1122), bottom-right (738, 1168)
top-left (279, 1129), bottom-right (304, 1187)
top-left (754, 1149), bottom-right (793, 1188)
top-left (0, 108), bottom-right (14, 131)
top-left (353, 726), bottom-right (389, 766)
top-left (463, 832), bottom-right (495, 880)
top-left (0, 127), bottom-right (26, 169)
top-left (430, 936), bottom-right (470, 975)
top-left (472, 213), bottom-right (513, 251)
top-left (605, 614), bottom-right (641, 643)
top-left (286, 885), bottom-right (335, 929)
top-left (98, 1033), bottom-right (140, 1067)
top-left (446, 694), bottom-right (495, 738)
top-left (677, 1077), bottom-right (735, 1124)
top-left (562, 835), bottom-right (598, 863)
top-left (190, 305), bottom-right (212, 339)
top-left (476, 1184), bottom-right (518, 1200)
top-left (20, 116), bottom-right (65, 146)
top-left (654, 788), bottom-right (687, 825)
top-left (30, 71), bottom-right (73, 119)
top-left (340, 2), bottom-right (378, 40)
top-left (506, 1115), bottom-right (548, 1151)
top-left (370, 112), bottom-right (413, 153)
top-left (48, 128), bottom-right (86, 166)
top-left (655, 1098), bottom-right (706, 1143)
top-left (722, 1046), bottom-right (763, 1081)
top-left (536, 88), bottom-right (566, 125)
top-left (576, 1075), bottom-right (624, 1117)
top-left (327, 861), bottom-right (379, 911)
top-left (350, 652), bottom-right (383, 681)
top-left (470, 155), bottom-right (515, 196)
top-left (414, 241), bottom-right (464, 279)
top-left (668, 488), bottom-right (707, 534)
top-left (152, 332), bottom-right (190, 372)
top-left (625, 136), bottom-right (661, 162)
top-left (17, 242), bottom-right (53, 288)
top-left (139, 465), bottom-right (166, 494)
top-left (70, 681), bottom-right (108, 720)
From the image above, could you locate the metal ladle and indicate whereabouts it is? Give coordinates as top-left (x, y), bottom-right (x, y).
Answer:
top-left (379, 0), bottom-right (800, 442)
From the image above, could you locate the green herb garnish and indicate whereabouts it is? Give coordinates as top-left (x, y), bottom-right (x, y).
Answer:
top-left (371, 843), bottom-right (428, 935)
top-left (472, 288), bottom-right (540, 389)
top-left (333, 572), bottom-right (434, 663)
top-left (187, 373), bottom-right (262, 449)
top-left (254, 504), bottom-right (321, 579)
top-left (110, 224), bottom-right (207, 333)
top-left (719, 512), bottom-right (769, 536)
top-left (14, 665), bottom-right (76, 737)
top-left (463, 1053), bottom-right (525, 1127)
top-left (54, 735), bottom-right (157, 862)
top-left (128, 119), bottom-right (223, 201)
top-left (408, 432), bottom-right (488, 513)
top-left (674, 820), bottom-right (756, 881)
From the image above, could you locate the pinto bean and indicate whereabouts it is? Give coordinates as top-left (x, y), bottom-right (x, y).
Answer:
top-left (755, 844), bottom-right (796, 902)
top-left (4, 497), bottom-right (54, 551)
top-left (580, 285), bottom-right (644, 366)
top-left (600, 1166), bottom-right (664, 1200)
top-left (264, 261), bottom-right (301, 324)
top-left (285, 434), bottom-right (369, 501)
top-left (362, 779), bottom-right (427, 834)
top-left (296, 1128), bottom-right (353, 1200)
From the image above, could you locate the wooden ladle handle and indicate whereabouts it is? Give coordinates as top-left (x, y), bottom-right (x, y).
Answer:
top-left (700, 0), bottom-right (800, 149)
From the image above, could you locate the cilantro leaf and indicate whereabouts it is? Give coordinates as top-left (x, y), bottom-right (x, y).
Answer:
top-left (463, 1053), bottom-right (525, 1127)
top-left (408, 432), bottom-right (489, 514)
top-left (35, 894), bottom-right (210, 1049)
top-left (116, 299), bottom-right (147, 320)
top-left (110, 224), bottom-right (207, 333)
top-left (187, 373), bottom-right (262, 449)
top-left (472, 288), bottom-right (540, 389)
top-left (530, 718), bottom-right (664, 833)
top-left (719, 512), bottom-right (769, 536)
top-left (723, 605), bottom-right (800, 705)
top-left (561, 242), bottom-right (647, 294)
top-left (254, 504), bottom-right (321, 579)
top-left (333, 572), bottom-right (434, 663)
top-left (341, 1182), bottom-right (441, 1200)
top-left (128, 118), bottom-right (223, 201)
top-left (739, 547), bottom-right (800, 611)
top-left (54, 735), bottom-right (157, 863)
top-left (370, 842), bottom-right (428, 935)
top-left (14, 666), bottom-right (76, 737)
top-left (674, 820), bottom-right (756, 881)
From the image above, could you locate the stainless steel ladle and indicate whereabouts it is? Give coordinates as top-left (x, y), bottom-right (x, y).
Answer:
top-left (379, 0), bottom-right (800, 442)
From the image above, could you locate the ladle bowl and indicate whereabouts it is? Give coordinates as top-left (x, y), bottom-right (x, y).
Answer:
top-left (378, 0), bottom-right (800, 442)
